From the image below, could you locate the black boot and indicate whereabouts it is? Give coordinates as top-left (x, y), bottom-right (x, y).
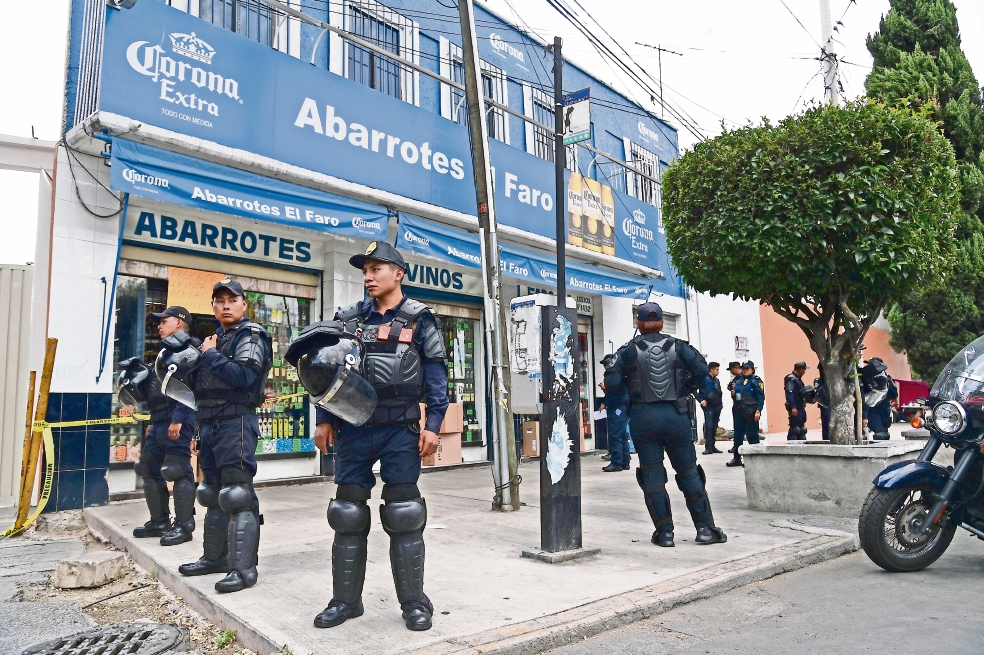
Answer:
top-left (215, 484), bottom-right (260, 593)
top-left (695, 525), bottom-right (728, 544)
top-left (652, 530), bottom-right (674, 547)
top-left (161, 477), bottom-right (195, 546)
top-left (178, 503), bottom-right (229, 576)
top-left (315, 498), bottom-right (370, 628)
top-left (381, 498), bottom-right (432, 631)
top-left (160, 523), bottom-right (193, 546)
top-left (602, 463), bottom-right (624, 472)
top-left (134, 479), bottom-right (170, 537)
top-left (676, 469), bottom-right (727, 545)
top-left (725, 454), bottom-right (743, 467)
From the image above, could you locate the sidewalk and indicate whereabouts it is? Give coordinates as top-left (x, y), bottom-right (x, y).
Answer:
top-left (84, 454), bottom-right (858, 655)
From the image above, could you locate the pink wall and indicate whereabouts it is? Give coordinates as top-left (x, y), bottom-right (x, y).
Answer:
top-left (758, 305), bottom-right (912, 434)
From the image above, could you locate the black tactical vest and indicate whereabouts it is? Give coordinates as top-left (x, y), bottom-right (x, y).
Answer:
top-left (626, 335), bottom-right (685, 403)
top-left (196, 322), bottom-right (272, 418)
top-left (337, 298), bottom-right (434, 426)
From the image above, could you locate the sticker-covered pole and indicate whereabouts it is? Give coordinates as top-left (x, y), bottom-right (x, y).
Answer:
top-left (537, 37), bottom-right (583, 554)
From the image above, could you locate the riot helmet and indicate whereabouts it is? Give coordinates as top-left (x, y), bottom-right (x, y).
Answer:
top-left (155, 331), bottom-right (202, 410)
top-left (285, 321), bottom-right (377, 426)
top-left (117, 357), bottom-right (150, 410)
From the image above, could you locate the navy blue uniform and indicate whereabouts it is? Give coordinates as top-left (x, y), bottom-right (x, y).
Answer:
top-left (816, 377), bottom-right (830, 441)
top-left (784, 372), bottom-right (808, 440)
top-left (142, 403), bottom-right (196, 485)
top-left (697, 376), bottom-right (723, 450)
top-left (603, 383), bottom-right (630, 469)
top-left (732, 375), bottom-right (765, 448)
top-left (316, 297), bottom-right (449, 489)
top-left (605, 332), bottom-right (725, 542)
top-left (727, 373), bottom-right (742, 439)
top-left (862, 377), bottom-right (898, 440)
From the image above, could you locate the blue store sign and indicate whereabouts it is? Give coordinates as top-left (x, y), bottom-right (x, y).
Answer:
top-left (110, 139), bottom-right (387, 239)
top-left (98, 1), bottom-right (679, 290)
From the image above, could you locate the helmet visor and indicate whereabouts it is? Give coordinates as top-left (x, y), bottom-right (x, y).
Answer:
top-left (117, 386), bottom-right (143, 412)
top-left (160, 363), bottom-right (197, 410)
top-left (313, 366), bottom-right (377, 426)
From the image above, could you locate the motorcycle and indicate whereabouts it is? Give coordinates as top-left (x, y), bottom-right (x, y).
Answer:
top-left (859, 335), bottom-right (984, 572)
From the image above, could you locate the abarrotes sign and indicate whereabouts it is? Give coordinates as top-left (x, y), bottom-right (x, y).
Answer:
top-left (98, 1), bottom-right (678, 290)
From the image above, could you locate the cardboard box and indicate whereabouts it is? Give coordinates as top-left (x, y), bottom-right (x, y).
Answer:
top-left (522, 422), bottom-right (539, 457)
top-left (422, 432), bottom-right (463, 466)
top-left (419, 402), bottom-right (464, 433)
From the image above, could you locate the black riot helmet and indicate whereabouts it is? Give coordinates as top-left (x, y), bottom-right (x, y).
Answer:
top-left (285, 321), bottom-right (377, 426)
top-left (117, 357), bottom-right (151, 409)
top-left (155, 331), bottom-right (202, 410)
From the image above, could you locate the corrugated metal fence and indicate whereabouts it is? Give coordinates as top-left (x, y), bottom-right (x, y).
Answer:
top-left (0, 265), bottom-right (33, 508)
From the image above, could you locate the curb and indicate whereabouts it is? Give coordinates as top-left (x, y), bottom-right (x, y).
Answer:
top-left (408, 534), bottom-right (858, 655)
top-left (82, 508), bottom-right (282, 655)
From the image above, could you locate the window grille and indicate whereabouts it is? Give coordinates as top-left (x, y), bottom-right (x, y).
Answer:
top-left (625, 141), bottom-right (660, 208)
top-left (446, 43), bottom-right (507, 143)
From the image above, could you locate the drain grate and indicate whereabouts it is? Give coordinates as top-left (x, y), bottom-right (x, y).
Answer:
top-left (21, 623), bottom-right (184, 655)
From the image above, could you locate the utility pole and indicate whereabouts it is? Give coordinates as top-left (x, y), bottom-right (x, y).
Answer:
top-left (634, 43), bottom-right (681, 119)
top-left (819, 0), bottom-right (840, 104)
top-left (457, 0), bottom-right (520, 511)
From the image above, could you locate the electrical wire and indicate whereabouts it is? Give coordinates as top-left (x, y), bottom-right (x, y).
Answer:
top-left (61, 136), bottom-right (124, 219)
top-left (776, 0), bottom-right (820, 47)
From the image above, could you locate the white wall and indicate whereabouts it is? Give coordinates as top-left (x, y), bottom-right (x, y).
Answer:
top-left (47, 148), bottom-right (122, 394)
top-left (689, 291), bottom-right (766, 431)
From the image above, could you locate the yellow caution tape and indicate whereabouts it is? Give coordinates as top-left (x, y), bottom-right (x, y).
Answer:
top-left (1, 426), bottom-right (56, 539)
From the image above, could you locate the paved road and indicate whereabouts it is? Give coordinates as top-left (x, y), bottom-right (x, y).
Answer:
top-left (548, 528), bottom-right (984, 655)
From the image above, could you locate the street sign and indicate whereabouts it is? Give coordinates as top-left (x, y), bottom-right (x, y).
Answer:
top-left (562, 88), bottom-right (591, 145)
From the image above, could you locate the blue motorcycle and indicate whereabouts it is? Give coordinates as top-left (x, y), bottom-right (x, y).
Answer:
top-left (859, 336), bottom-right (984, 572)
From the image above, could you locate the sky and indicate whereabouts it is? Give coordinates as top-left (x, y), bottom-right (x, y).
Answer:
top-left (1, 0), bottom-right (983, 265)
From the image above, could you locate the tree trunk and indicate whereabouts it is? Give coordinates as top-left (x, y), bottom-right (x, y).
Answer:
top-left (810, 332), bottom-right (858, 445)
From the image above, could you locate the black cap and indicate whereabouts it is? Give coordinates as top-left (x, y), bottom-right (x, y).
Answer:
top-left (212, 277), bottom-right (245, 298)
top-left (635, 302), bottom-right (663, 321)
top-left (601, 354), bottom-right (616, 366)
top-left (741, 360), bottom-right (755, 369)
top-left (794, 361), bottom-right (810, 370)
top-left (728, 361), bottom-right (741, 369)
top-left (349, 241), bottom-right (406, 271)
top-left (150, 306), bottom-right (191, 323)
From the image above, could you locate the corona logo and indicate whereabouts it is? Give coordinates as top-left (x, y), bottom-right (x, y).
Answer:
top-left (632, 209), bottom-right (647, 225)
top-left (168, 32), bottom-right (216, 64)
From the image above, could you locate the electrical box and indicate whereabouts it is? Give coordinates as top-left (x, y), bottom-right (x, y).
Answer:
top-left (507, 294), bottom-right (576, 415)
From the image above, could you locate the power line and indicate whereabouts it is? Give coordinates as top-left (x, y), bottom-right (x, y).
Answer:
top-left (776, 0), bottom-right (821, 47)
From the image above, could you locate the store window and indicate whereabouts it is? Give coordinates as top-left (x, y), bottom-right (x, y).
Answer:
top-left (624, 140), bottom-right (661, 208)
top-left (110, 272), bottom-right (316, 466)
top-left (577, 319), bottom-right (595, 445)
top-left (431, 305), bottom-right (485, 449)
top-left (447, 43), bottom-right (508, 143)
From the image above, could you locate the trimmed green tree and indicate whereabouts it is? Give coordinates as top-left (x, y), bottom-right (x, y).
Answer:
top-left (866, 0), bottom-right (984, 380)
top-left (662, 101), bottom-right (959, 444)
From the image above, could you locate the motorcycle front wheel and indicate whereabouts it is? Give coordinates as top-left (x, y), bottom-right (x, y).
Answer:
top-left (858, 485), bottom-right (956, 572)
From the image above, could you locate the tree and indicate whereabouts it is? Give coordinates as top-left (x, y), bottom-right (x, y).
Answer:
top-left (662, 101), bottom-right (959, 444)
top-left (866, 0), bottom-right (984, 380)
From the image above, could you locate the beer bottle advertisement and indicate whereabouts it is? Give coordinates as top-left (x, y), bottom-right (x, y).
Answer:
top-left (566, 172), bottom-right (584, 247)
top-left (582, 178), bottom-right (603, 252)
top-left (600, 184), bottom-right (616, 256)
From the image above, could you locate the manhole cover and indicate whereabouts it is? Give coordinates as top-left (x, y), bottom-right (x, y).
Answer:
top-left (21, 623), bottom-right (184, 655)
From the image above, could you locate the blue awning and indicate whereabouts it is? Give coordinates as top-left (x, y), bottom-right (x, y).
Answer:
top-left (109, 139), bottom-right (388, 239)
top-left (395, 213), bottom-right (656, 300)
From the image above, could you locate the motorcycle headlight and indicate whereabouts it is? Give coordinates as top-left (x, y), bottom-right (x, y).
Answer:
top-left (932, 401), bottom-right (966, 435)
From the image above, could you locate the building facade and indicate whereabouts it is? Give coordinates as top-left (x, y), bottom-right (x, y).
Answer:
top-left (40, 0), bottom-right (697, 508)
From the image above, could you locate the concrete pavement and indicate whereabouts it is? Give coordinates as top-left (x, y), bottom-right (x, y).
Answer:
top-left (545, 522), bottom-right (984, 654)
top-left (84, 452), bottom-right (859, 655)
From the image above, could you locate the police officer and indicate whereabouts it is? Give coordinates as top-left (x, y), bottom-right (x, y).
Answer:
top-left (311, 241), bottom-right (448, 632)
top-left (604, 302), bottom-right (726, 548)
top-left (727, 361), bottom-right (765, 467)
top-left (861, 358), bottom-right (898, 441)
top-left (176, 279), bottom-right (272, 594)
top-left (725, 361), bottom-right (742, 453)
top-left (125, 306), bottom-right (197, 545)
top-left (600, 354), bottom-right (630, 472)
top-left (784, 361), bottom-right (809, 440)
top-left (698, 362), bottom-right (723, 455)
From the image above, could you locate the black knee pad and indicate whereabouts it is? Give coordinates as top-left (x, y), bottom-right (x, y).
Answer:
top-left (636, 462), bottom-right (667, 494)
top-left (218, 484), bottom-right (255, 513)
top-left (379, 498), bottom-right (427, 536)
top-left (134, 458), bottom-right (150, 479)
top-left (160, 454), bottom-right (190, 482)
top-left (327, 499), bottom-right (371, 535)
top-left (196, 483), bottom-right (221, 509)
top-left (873, 431), bottom-right (890, 441)
top-left (674, 465), bottom-right (703, 492)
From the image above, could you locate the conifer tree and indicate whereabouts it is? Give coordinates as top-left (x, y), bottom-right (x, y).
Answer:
top-left (866, 0), bottom-right (984, 380)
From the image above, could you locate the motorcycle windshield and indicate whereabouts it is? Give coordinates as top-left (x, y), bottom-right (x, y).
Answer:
top-left (930, 335), bottom-right (984, 405)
